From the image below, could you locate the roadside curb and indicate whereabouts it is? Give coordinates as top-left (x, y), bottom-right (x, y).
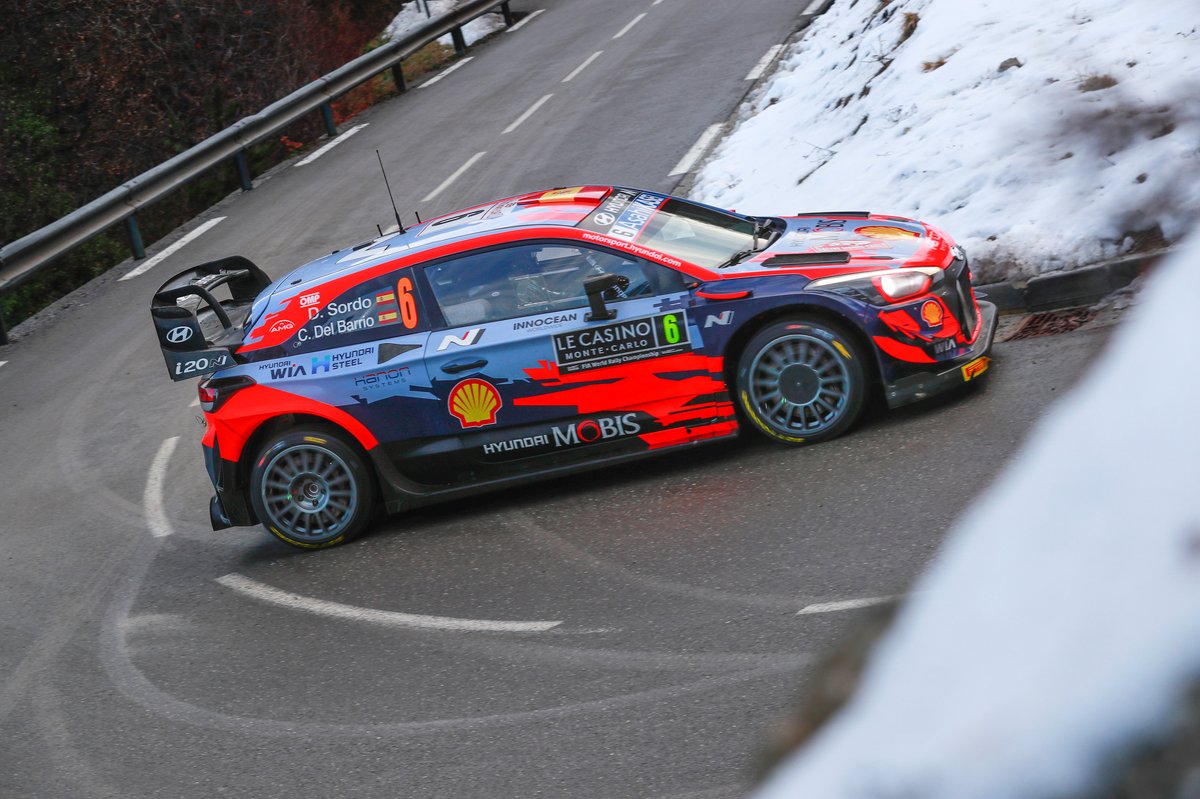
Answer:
top-left (975, 248), bottom-right (1170, 313)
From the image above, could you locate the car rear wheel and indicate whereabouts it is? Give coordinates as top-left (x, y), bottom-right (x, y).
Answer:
top-left (248, 428), bottom-right (375, 549)
top-left (736, 317), bottom-right (867, 445)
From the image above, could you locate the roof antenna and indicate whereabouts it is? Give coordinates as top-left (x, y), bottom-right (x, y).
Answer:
top-left (414, 210), bottom-right (422, 224)
top-left (376, 150), bottom-right (405, 235)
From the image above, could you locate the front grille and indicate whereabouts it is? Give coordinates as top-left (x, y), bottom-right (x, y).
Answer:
top-left (942, 258), bottom-right (978, 339)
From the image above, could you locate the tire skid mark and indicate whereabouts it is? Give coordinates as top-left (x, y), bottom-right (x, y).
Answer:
top-left (102, 527), bottom-right (797, 738)
top-left (384, 625), bottom-right (810, 673)
top-left (102, 549), bottom-right (796, 737)
top-left (509, 509), bottom-right (807, 610)
top-left (32, 681), bottom-right (126, 799)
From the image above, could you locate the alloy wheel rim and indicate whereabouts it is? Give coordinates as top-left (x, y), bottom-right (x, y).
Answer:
top-left (260, 444), bottom-right (357, 541)
top-left (749, 333), bottom-right (850, 436)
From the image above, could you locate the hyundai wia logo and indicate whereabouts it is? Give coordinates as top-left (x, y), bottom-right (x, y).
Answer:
top-left (166, 325), bottom-right (194, 344)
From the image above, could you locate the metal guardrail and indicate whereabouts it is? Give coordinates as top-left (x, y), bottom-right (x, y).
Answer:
top-left (0, 0), bottom-right (515, 345)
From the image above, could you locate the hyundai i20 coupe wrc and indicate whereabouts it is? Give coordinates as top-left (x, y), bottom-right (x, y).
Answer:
top-left (151, 185), bottom-right (996, 549)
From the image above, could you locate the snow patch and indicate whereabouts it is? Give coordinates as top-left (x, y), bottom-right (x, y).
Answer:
top-left (384, 0), bottom-right (505, 48)
top-left (693, 0), bottom-right (1200, 280)
top-left (754, 229), bottom-right (1200, 797)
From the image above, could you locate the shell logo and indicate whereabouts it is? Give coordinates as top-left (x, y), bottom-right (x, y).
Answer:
top-left (448, 379), bottom-right (502, 428)
top-left (921, 300), bottom-right (944, 327)
top-left (857, 225), bottom-right (920, 239)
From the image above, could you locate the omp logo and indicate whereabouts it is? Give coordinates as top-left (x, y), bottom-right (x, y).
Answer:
top-left (438, 328), bottom-right (485, 351)
top-left (299, 292), bottom-right (320, 307)
top-left (552, 413), bottom-right (640, 447)
top-left (166, 325), bottom-right (193, 344)
top-left (704, 311), bottom-right (734, 328)
top-left (270, 320), bottom-right (295, 333)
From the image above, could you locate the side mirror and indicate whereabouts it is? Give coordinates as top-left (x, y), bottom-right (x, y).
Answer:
top-left (583, 273), bottom-right (629, 321)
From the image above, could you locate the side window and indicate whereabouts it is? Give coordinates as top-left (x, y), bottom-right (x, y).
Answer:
top-left (424, 243), bottom-right (688, 328)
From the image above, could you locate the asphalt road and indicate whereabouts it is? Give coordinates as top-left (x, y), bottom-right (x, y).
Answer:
top-left (0, 1), bottom-right (1124, 796)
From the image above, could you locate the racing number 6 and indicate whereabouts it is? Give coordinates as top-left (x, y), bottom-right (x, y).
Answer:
top-left (397, 277), bottom-right (419, 329)
top-left (662, 313), bottom-right (680, 344)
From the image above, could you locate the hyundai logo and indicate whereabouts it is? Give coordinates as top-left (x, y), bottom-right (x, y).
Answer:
top-left (166, 325), bottom-right (194, 344)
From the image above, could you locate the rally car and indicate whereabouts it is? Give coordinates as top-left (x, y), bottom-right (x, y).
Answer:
top-left (151, 186), bottom-right (996, 549)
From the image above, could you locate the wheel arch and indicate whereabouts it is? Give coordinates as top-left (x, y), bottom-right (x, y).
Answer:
top-left (722, 302), bottom-right (880, 391)
top-left (238, 413), bottom-right (377, 488)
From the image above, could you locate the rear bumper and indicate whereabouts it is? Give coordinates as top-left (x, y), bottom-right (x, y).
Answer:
top-left (883, 300), bottom-right (998, 408)
top-left (203, 439), bottom-right (257, 530)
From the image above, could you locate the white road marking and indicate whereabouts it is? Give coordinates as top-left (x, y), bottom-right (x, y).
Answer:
top-left (0, 361), bottom-right (7, 370)
top-left (419, 56), bottom-right (474, 88)
top-left (668, 123), bottom-right (722, 176)
top-left (294, 123), bottom-right (369, 166)
top-left (613, 12), bottom-right (647, 39)
top-left (745, 44), bottom-right (784, 81)
top-left (422, 150), bottom-right (487, 202)
top-left (216, 573), bottom-right (562, 632)
top-left (506, 8), bottom-right (544, 33)
top-left (562, 50), bottom-right (603, 83)
top-left (652, 0), bottom-right (665, 5)
top-left (803, 0), bottom-right (824, 14)
top-left (797, 596), bottom-right (899, 615)
top-left (189, 396), bottom-right (200, 407)
top-left (145, 437), bottom-right (180, 538)
top-left (503, 93), bottom-right (554, 134)
top-left (119, 217), bottom-right (226, 281)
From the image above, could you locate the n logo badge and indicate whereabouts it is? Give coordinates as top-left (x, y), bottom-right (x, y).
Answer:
top-left (438, 328), bottom-right (485, 351)
top-left (704, 311), bottom-right (734, 328)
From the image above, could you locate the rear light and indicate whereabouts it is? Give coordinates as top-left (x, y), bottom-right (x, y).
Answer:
top-left (198, 375), bottom-right (255, 413)
top-left (873, 271), bottom-right (932, 302)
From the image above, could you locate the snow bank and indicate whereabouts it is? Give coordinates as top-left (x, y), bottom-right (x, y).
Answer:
top-left (384, 0), bottom-right (504, 48)
top-left (693, 0), bottom-right (1200, 281)
top-left (753, 231), bottom-right (1200, 797)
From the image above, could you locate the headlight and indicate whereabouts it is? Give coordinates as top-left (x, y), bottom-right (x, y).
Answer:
top-left (808, 267), bottom-right (941, 305)
top-left (874, 271), bottom-right (932, 301)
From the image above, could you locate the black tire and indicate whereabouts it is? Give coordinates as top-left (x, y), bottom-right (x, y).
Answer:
top-left (735, 317), bottom-right (868, 445)
top-left (248, 427), bottom-right (376, 549)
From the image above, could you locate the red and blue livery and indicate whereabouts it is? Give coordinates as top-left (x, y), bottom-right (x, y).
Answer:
top-left (151, 186), bottom-right (996, 549)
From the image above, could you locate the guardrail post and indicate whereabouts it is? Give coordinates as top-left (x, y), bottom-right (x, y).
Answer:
top-left (392, 63), bottom-right (407, 93)
top-left (234, 150), bottom-right (253, 191)
top-left (451, 26), bottom-right (467, 56)
top-left (500, 2), bottom-right (514, 26)
top-left (125, 216), bottom-right (146, 260)
top-left (320, 103), bottom-right (338, 138)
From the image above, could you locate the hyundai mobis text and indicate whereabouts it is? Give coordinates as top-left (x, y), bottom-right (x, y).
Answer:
top-left (151, 186), bottom-right (996, 549)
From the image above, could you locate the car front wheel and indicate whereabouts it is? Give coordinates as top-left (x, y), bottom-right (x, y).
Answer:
top-left (736, 317), bottom-right (868, 445)
top-left (248, 428), bottom-right (375, 549)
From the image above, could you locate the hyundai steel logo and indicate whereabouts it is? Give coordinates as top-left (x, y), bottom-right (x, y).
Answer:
top-left (166, 325), bottom-right (194, 344)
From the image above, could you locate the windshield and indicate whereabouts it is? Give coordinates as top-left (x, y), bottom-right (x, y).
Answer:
top-left (579, 191), bottom-right (759, 269)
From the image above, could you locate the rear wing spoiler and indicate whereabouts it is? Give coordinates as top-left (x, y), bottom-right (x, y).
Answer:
top-left (150, 256), bottom-right (271, 381)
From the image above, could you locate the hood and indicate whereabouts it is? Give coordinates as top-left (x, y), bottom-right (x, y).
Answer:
top-left (725, 214), bottom-right (956, 276)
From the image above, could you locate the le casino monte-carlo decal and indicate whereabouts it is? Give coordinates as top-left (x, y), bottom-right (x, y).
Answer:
top-left (552, 311), bottom-right (690, 374)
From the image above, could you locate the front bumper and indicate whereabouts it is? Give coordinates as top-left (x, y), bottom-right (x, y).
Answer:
top-left (883, 300), bottom-right (998, 408)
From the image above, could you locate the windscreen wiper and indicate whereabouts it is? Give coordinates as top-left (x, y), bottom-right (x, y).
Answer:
top-left (717, 223), bottom-right (764, 268)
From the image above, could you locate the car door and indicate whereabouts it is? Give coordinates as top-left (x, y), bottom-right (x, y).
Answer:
top-left (416, 240), bottom-right (727, 485)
